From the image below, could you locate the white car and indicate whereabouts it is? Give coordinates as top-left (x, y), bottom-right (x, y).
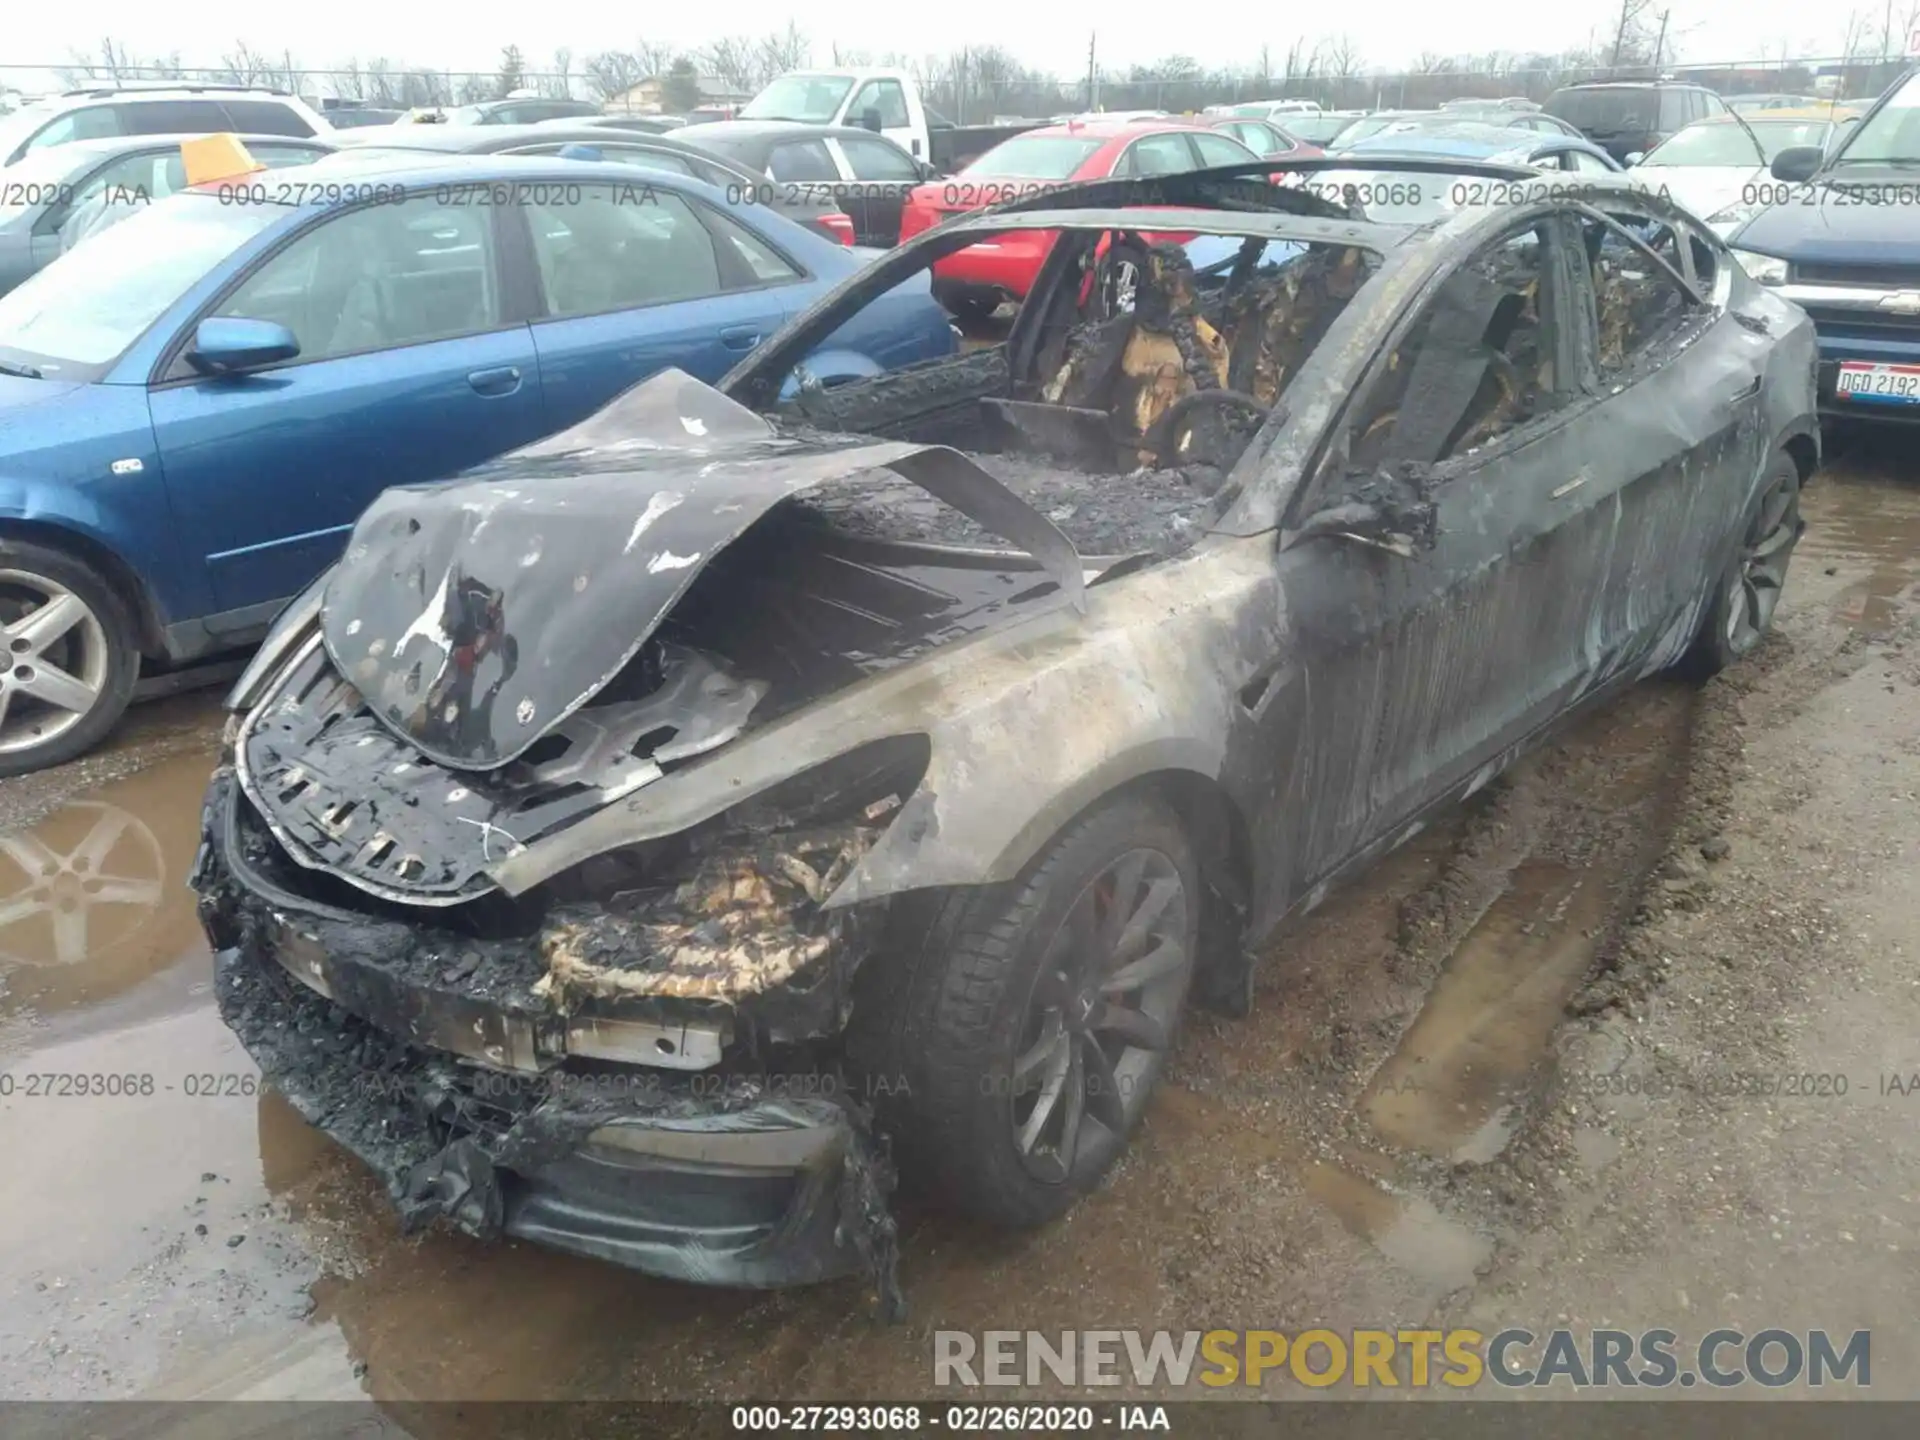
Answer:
top-left (1631, 109), bottom-right (1857, 234)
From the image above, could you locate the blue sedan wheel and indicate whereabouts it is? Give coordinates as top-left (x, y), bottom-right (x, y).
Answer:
top-left (0, 541), bottom-right (139, 778)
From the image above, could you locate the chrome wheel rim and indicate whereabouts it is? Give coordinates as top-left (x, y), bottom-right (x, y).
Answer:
top-left (1728, 471), bottom-right (1800, 655)
top-left (1010, 847), bottom-right (1192, 1183)
top-left (1103, 257), bottom-right (1140, 317)
top-left (0, 570), bottom-right (109, 755)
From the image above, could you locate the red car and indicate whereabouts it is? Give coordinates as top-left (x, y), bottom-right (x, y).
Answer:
top-left (900, 119), bottom-right (1266, 323)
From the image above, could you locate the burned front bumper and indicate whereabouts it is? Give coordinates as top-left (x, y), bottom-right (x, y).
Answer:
top-left (195, 772), bottom-right (900, 1299)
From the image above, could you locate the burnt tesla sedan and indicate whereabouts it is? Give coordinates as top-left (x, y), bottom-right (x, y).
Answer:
top-left (194, 163), bottom-right (1816, 1311)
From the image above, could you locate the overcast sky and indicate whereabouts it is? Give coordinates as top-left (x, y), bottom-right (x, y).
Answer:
top-left (1, 2), bottom-right (1899, 82)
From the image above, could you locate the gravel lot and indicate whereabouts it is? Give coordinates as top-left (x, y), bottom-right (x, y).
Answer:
top-left (1, 431), bottom-right (1915, 1408)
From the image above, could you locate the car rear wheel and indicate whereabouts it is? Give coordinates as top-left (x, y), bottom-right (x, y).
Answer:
top-left (1678, 449), bottom-right (1802, 681)
top-left (872, 793), bottom-right (1200, 1228)
top-left (0, 539), bottom-right (139, 778)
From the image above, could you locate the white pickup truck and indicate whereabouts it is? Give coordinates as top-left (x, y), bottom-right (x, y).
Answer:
top-left (736, 67), bottom-right (1041, 173)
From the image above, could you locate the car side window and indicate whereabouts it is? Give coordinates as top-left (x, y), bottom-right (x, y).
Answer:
top-left (220, 100), bottom-right (314, 137)
top-left (527, 186), bottom-right (724, 316)
top-left (252, 145), bottom-right (328, 169)
top-left (1348, 222), bottom-right (1566, 469)
top-left (1568, 149), bottom-right (1612, 172)
top-left (839, 135), bottom-right (920, 180)
top-left (1699, 92), bottom-right (1727, 117)
top-left (1583, 216), bottom-right (1702, 380)
top-left (848, 80), bottom-right (911, 130)
top-left (707, 209), bottom-right (803, 283)
top-left (214, 198), bottom-right (501, 364)
top-left (1192, 131), bottom-right (1253, 166)
top-left (767, 139), bottom-right (838, 182)
top-left (118, 100), bottom-right (230, 135)
top-left (1120, 133), bottom-right (1197, 176)
top-left (23, 105), bottom-right (123, 152)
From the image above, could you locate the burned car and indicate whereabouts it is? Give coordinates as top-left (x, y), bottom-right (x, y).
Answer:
top-left (194, 164), bottom-right (1817, 1310)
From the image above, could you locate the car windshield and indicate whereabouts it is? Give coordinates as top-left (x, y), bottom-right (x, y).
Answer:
top-left (1832, 74), bottom-right (1920, 167)
top-left (0, 194), bottom-right (282, 375)
top-left (1283, 113), bottom-right (1358, 144)
top-left (444, 105), bottom-right (487, 126)
top-left (1333, 114), bottom-right (1433, 147)
top-left (962, 134), bottom-right (1104, 178)
top-left (1644, 118), bottom-right (1832, 166)
top-left (1546, 87), bottom-right (1655, 134)
top-left (0, 102), bottom-right (63, 161)
top-left (740, 75), bottom-right (855, 124)
top-left (0, 146), bottom-right (89, 223)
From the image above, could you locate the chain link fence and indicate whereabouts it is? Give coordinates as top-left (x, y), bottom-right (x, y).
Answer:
top-left (2, 52), bottom-right (1914, 124)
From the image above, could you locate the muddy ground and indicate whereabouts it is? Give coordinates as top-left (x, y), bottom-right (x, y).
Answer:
top-left (1, 432), bottom-right (1917, 1412)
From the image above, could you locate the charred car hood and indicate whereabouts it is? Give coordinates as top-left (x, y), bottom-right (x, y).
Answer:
top-left (321, 369), bottom-right (1083, 770)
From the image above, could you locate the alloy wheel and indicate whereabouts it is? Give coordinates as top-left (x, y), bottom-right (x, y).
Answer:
top-left (0, 570), bottom-right (111, 757)
top-left (1009, 847), bottom-right (1193, 1183)
top-left (1725, 468), bottom-right (1801, 654)
top-left (1102, 256), bottom-right (1141, 318)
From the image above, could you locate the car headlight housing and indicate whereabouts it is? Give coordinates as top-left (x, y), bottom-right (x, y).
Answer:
top-left (1728, 248), bottom-right (1787, 286)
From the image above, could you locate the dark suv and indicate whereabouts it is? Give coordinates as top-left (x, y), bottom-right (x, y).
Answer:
top-left (0, 85), bottom-right (327, 165)
top-left (1545, 82), bottom-right (1730, 162)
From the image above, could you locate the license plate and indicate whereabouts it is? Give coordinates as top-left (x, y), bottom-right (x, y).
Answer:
top-left (1836, 362), bottom-right (1920, 405)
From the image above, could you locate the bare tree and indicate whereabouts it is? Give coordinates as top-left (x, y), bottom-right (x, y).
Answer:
top-left (699, 37), bottom-right (758, 93)
top-left (547, 47), bottom-right (573, 99)
top-left (364, 57), bottom-right (397, 106)
top-left (584, 49), bottom-right (645, 102)
top-left (220, 41), bottom-right (280, 88)
top-left (756, 22), bottom-right (810, 79)
top-left (630, 41), bottom-right (677, 80)
top-left (1608, 0), bottom-right (1657, 70)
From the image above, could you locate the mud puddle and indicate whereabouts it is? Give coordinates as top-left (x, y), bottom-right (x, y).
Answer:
top-left (1799, 465), bottom-right (1920, 634)
top-left (1288, 686), bottom-right (1694, 1291)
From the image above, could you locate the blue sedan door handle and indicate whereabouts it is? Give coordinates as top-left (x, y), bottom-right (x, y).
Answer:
top-left (467, 365), bottom-right (523, 397)
top-left (719, 324), bottom-right (762, 352)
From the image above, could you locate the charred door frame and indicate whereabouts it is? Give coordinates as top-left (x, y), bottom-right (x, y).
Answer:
top-left (1558, 199), bottom-right (1771, 675)
top-left (1248, 210), bottom-right (1595, 935)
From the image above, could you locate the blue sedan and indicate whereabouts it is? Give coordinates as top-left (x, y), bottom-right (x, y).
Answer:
top-left (0, 151), bottom-right (956, 774)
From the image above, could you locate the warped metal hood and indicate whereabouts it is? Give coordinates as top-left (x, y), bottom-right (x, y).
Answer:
top-left (319, 369), bottom-right (1083, 771)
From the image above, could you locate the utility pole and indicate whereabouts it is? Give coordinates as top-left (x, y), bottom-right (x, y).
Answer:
top-left (1086, 32), bottom-right (1098, 112)
top-left (1652, 10), bottom-right (1670, 73)
top-left (1610, 0), bottom-right (1634, 71)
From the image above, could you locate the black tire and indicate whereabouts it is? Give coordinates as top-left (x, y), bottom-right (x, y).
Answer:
top-left (1677, 449), bottom-right (1803, 683)
top-left (857, 792), bottom-right (1200, 1228)
top-left (942, 293), bottom-right (1001, 327)
top-left (0, 537), bottom-right (140, 779)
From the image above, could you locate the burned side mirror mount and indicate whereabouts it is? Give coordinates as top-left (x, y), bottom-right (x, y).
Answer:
top-left (1281, 461), bottom-right (1440, 557)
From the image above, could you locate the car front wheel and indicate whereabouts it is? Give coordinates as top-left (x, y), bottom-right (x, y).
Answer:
top-left (871, 792), bottom-right (1200, 1228)
top-left (1678, 449), bottom-right (1803, 681)
top-left (0, 539), bottom-right (139, 778)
